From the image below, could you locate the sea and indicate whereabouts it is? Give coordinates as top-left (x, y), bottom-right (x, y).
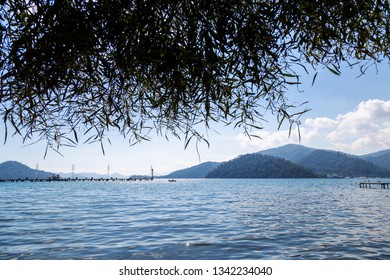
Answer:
top-left (0, 178), bottom-right (389, 260)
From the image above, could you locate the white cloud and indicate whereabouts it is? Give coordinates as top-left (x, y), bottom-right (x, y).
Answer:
top-left (236, 99), bottom-right (390, 155)
top-left (305, 117), bottom-right (338, 129)
top-left (237, 129), bottom-right (302, 150)
top-left (328, 99), bottom-right (390, 153)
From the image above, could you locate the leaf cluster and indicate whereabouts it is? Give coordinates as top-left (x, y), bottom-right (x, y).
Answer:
top-left (1, 1), bottom-right (389, 151)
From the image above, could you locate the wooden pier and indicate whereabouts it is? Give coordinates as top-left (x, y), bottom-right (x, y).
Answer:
top-left (359, 182), bottom-right (390, 189)
top-left (0, 177), bottom-right (153, 183)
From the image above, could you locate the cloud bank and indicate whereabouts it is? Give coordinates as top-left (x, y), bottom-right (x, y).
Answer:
top-left (237, 99), bottom-right (390, 155)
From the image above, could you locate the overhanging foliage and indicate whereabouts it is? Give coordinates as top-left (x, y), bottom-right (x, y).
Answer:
top-left (1, 0), bottom-right (389, 152)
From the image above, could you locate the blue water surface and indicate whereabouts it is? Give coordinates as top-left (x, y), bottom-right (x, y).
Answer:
top-left (0, 178), bottom-right (389, 259)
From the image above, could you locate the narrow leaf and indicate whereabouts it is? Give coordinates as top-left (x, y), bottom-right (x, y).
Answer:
top-left (311, 72), bottom-right (318, 86)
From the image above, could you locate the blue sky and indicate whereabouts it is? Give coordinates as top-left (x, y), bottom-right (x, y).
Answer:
top-left (1, 61), bottom-right (390, 176)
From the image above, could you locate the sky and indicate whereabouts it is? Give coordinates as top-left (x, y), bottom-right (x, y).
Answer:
top-left (1, 61), bottom-right (390, 176)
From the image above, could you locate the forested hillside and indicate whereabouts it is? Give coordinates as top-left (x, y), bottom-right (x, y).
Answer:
top-left (0, 161), bottom-right (53, 179)
top-left (298, 150), bottom-right (390, 178)
top-left (162, 162), bottom-right (220, 178)
top-left (361, 150), bottom-right (390, 171)
top-left (206, 153), bottom-right (317, 178)
top-left (260, 144), bottom-right (315, 163)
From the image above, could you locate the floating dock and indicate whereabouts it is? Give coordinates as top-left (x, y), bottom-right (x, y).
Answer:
top-left (359, 182), bottom-right (390, 189)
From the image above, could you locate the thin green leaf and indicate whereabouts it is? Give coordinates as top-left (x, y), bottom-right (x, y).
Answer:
top-left (73, 128), bottom-right (78, 143)
top-left (311, 72), bottom-right (318, 86)
top-left (100, 141), bottom-right (105, 155)
top-left (326, 66), bottom-right (341, 76)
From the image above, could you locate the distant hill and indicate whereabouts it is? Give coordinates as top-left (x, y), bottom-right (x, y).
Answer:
top-left (59, 172), bottom-right (127, 179)
top-left (360, 149), bottom-right (390, 170)
top-left (4, 144), bottom-right (390, 180)
top-left (0, 161), bottom-right (54, 179)
top-left (256, 144), bottom-right (390, 178)
top-left (260, 144), bottom-right (315, 163)
top-left (298, 150), bottom-right (390, 178)
top-left (162, 162), bottom-right (220, 178)
top-left (206, 153), bottom-right (318, 178)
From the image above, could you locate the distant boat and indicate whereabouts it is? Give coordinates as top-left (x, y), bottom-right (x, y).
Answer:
top-left (48, 174), bottom-right (61, 181)
top-left (168, 179), bottom-right (177, 182)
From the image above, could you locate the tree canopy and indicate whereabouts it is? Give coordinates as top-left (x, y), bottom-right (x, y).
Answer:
top-left (1, 0), bottom-right (389, 153)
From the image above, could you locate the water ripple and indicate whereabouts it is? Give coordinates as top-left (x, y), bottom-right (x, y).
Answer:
top-left (0, 179), bottom-right (389, 259)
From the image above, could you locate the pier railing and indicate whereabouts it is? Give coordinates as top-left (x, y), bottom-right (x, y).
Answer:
top-left (359, 182), bottom-right (390, 189)
top-left (0, 177), bottom-right (153, 183)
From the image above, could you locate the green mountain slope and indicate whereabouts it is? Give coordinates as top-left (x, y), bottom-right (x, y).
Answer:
top-left (206, 153), bottom-right (317, 178)
top-left (259, 144), bottom-right (315, 163)
top-left (298, 150), bottom-right (390, 178)
top-left (162, 162), bottom-right (220, 178)
top-left (360, 150), bottom-right (390, 170)
top-left (0, 161), bottom-right (53, 179)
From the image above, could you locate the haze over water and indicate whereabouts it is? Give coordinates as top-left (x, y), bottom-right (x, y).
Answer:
top-left (0, 178), bottom-right (389, 260)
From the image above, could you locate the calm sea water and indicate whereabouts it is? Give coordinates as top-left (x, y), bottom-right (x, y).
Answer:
top-left (0, 178), bottom-right (389, 260)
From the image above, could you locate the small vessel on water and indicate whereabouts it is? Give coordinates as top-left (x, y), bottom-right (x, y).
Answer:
top-left (168, 179), bottom-right (177, 182)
